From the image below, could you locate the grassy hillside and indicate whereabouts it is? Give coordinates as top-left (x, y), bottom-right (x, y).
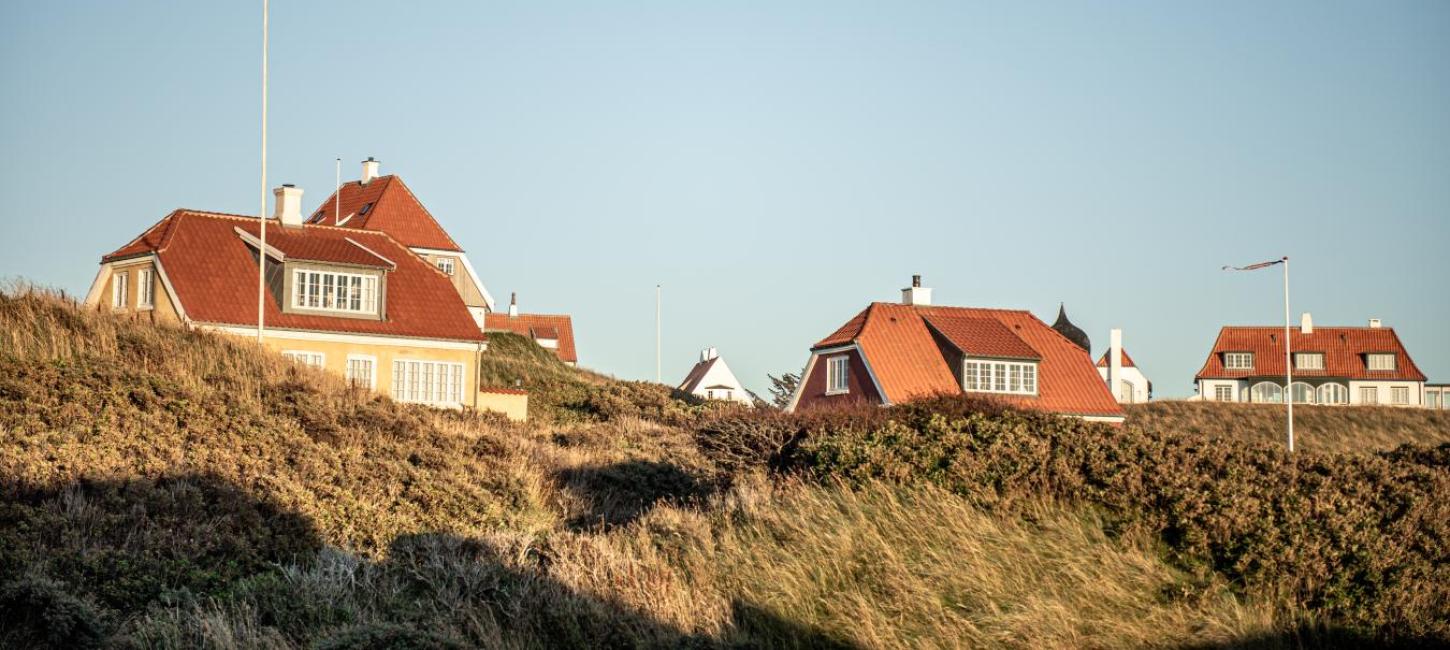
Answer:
top-left (1126, 401), bottom-right (1450, 454)
top-left (2, 287), bottom-right (1446, 648)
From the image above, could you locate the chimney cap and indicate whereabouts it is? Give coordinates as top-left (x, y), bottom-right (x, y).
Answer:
top-left (912, 274), bottom-right (921, 288)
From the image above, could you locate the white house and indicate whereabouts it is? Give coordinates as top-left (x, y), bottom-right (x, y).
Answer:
top-left (678, 348), bottom-right (753, 406)
top-left (1096, 329), bottom-right (1151, 404)
top-left (1194, 314), bottom-right (1428, 407)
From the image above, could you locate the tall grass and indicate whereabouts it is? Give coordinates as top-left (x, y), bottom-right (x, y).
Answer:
top-left (2, 286), bottom-right (1442, 647)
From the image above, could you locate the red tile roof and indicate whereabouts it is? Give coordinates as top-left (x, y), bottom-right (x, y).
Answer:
top-left (484, 312), bottom-right (578, 363)
top-left (811, 302), bottom-right (1123, 418)
top-left (1095, 349), bottom-right (1138, 368)
top-left (308, 175), bottom-right (463, 252)
top-left (924, 313), bottom-right (1040, 360)
top-left (102, 210), bottom-right (485, 343)
top-left (1195, 326), bottom-right (1425, 381)
top-left (243, 226), bottom-right (396, 269)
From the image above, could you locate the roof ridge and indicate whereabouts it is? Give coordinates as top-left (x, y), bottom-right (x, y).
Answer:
top-left (376, 176), bottom-right (465, 252)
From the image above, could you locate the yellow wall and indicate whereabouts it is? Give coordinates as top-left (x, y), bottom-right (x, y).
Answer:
top-left (100, 260), bottom-right (181, 325)
top-left (477, 391), bottom-right (528, 422)
top-left (257, 334), bottom-right (475, 403)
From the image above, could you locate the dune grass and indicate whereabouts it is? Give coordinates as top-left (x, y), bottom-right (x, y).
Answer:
top-left (2, 286), bottom-right (1444, 648)
top-left (1126, 400), bottom-right (1450, 454)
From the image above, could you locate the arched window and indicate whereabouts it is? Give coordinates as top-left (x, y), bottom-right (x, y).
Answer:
top-left (1317, 383), bottom-right (1349, 405)
top-left (1251, 382), bottom-right (1283, 403)
top-left (1290, 382), bottom-right (1316, 404)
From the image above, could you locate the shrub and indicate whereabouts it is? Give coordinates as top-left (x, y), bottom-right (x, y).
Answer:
top-left (0, 575), bottom-right (108, 649)
top-left (697, 397), bottom-right (1450, 640)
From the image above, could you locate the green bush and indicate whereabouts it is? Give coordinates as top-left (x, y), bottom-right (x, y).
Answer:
top-left (0, 575), bottom-right (108, 649)
top-left (696, 396), bottom-right (1450, 640)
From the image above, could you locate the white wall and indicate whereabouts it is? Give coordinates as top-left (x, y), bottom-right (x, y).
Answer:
top-left (1098, 366), bottom-right (1150, 403)
top-left (1198, 379), bottom-right (1248, 402)
top-left (687, 356), bottom-right (754, 406)
top-left (1198, 378), bottom-right (1426, 407)
top-left (1347, 380), bottom-right (1424, 406)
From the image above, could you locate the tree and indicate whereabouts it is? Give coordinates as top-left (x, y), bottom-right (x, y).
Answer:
top-left (765, 372), bottom-right (801, 409)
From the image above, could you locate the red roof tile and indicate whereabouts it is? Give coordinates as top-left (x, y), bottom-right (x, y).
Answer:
top-left (248, 226), bottom-right (396, 269)
top-left (309, 175), bottom-right (463, 252)
top-left (1095, 349), bottom-right (1138, 368)
top-left (924, 313), bottom-right (1040, 360)
top-left (809, 302), bottom-right (1123, 418)
top-left (484, 312), bottom-right (578, 363)
top-left (1195, 326), bottom-right (1425, 381)
top-left (102, 210), bottom-right (485, 343)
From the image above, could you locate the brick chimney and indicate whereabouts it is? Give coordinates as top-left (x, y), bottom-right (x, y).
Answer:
top-left (901, 274), bottom-right (932, 306)
top-left (273, 184), bottom-right (304, 227)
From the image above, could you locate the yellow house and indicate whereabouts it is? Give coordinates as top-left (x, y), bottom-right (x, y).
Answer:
top-left (85, 169), bottom-right (526, 421)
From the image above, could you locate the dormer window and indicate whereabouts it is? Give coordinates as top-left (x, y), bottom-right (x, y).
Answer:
top-left (292, 269), bottom-right (378, 314)
top-left (1366, 353), bottom-right (1396, 371)
top-left (963, 359), bottom-right (1037, 395)
top-left (1294, 352), bottom-right (1324, 370)
top-left (1224, 352), bottom-right (1254, 370)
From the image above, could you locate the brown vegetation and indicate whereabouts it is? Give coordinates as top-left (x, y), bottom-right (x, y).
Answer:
top-left (1126, 400), bottom-right (1450, 454)
top-left (2, 286), bottom-right (1445, 648)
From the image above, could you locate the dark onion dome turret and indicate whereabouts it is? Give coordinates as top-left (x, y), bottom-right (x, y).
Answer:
top-left (1052, 303), bottom-right (1091, 353)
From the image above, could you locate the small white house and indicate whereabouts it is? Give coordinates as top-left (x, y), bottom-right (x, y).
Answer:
top-left (678, 348), bottom-right (753, 406)
top-left (1096, 328), bottom-right (1151, 404)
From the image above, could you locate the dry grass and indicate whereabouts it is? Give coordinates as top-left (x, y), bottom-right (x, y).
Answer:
top-left (1126, 400), bottom-right (1450, 454)
top-left (1, 285), bottom-right (1439, 648)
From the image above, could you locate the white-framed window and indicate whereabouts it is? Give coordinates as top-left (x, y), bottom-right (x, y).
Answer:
top-left (112, 271), bottom-right (129, 308)
top-left (963, 359), bottom-right (1038, 395)
top-left (434, 257), bottom-right (455, 276)
top-left (391, 359), bottom-right (465, 406)
top-left (1316, 383), bottom-right (1348, 405)
top-left (1294, 352), bottom-right (1323, 370)
top-left (292, 269), bottom-right (379, 314)
top-left (1224, 352), bottom-right (1254, 370)
top-left (281, 350), bottom-right (325, 368)
top-left (1251, 382), bottom-right (1283, 403)
top-left (1391, 386), bottom-right (1409, 405)
top-left (346, 355), bottom-right (377, 390)
top-left (1366, 354), bottom-right (1396, 371)
top-left (1214, 385), bottom-right (1234, 402)
top-left (1428, 390), bottom-right (1442, 410)
top-left (826, 355), bottom-right (850, 394)
top-left (137, 268), bottom-right (154, 309)
top-left (1290, 382), bottom-right (1316, 404)
top-left (1359, 386), bottom-right (1378, 405)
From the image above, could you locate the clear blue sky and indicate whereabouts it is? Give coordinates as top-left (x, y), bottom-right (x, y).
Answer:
top-left (3, 1), bottom-right (1447, 397)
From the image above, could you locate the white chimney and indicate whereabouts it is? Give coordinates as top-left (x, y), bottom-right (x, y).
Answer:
top-left (1300, 312), bottom-right (1313, 334)
top-left (361, 157), bottom-right (381, 185)
top-left (901, 274), bottom-right (932, 306)
top-left (508, 292), bottom-right (518, 317)
top-left (1368, 318), bottom-right (1382, 329)
top-left (273, 184), bottom-right (304, 227)
top-left (1108, 328), bottom-right (1123, 403)
top-left (700, 347), bottom-right (719, 362)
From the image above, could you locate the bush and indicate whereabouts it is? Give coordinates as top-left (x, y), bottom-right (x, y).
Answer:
top-left (0, 575), bottom-right (107, 649)
top-left (697, 396), bottom-right (1450, 640)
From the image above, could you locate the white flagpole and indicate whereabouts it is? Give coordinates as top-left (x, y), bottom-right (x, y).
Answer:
top-left (256, 0), bottom-right (268, 344)
top-left (334, 157), bottom-right (341, 224)
top-left (1283, 257), bottom-right (1293, 452)
top-left (655, 284), bottom-right (662, 383)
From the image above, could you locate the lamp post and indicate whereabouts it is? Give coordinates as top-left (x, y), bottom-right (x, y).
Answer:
top-left (1224, 256), bottom-right (1293, 452)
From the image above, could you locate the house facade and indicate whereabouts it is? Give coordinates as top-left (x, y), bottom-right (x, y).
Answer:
top-left (1096, 329), bottom-right (1151, 404)
top-left (1194, 314), bottom-right (1427, 407)
top-left (484, 293), bottom-right (578, 366)
top-left (1426, 384), bottom-right (1449, 410)
top-left (678, 348), bottom-right (753, 406)
top-left (787, 277), bottom-right (1125, 423)
top-left (85, 164), bottom-right (526, 420)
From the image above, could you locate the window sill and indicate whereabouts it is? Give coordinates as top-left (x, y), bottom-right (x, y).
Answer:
top-left (824, 389), bottom-right (850, 396)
